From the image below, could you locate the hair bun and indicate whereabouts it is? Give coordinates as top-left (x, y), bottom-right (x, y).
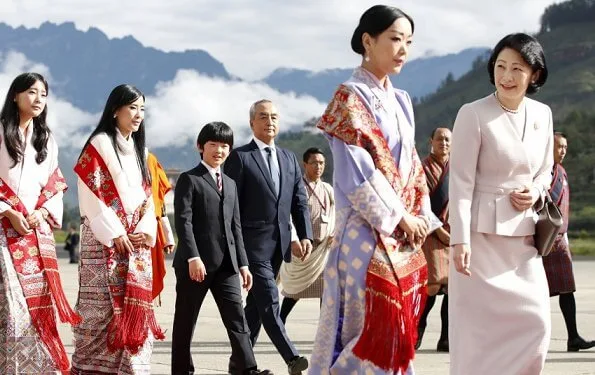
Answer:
top-left (351, 24), bottom-right (365, 55)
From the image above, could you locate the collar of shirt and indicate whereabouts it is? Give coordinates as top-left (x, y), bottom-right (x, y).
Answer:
top-left (359, 66), bottom-right (391, 93)
top-left (253, 137), bottom-right (276, 151)
top-left (17, 121), bottom-right (35, 145)
top-left (200, 160), bottom-right (221, 183)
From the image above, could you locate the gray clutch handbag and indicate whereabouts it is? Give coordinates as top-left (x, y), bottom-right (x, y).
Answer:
top-left (534, 193), bottom-right (563, 256)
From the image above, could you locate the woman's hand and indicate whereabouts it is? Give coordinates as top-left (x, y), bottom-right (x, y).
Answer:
top-left (3, 209), bottom-right (32, 236)
top-left (510, 186), bottom-right (538, 212)
top-left (128, 233), bottom-right (148, 247)
top-left (398, 213), bottom-right (429, 248)
top-left (113, 235), bottom-right (134, 254)
top-left (453, 243), bottom-right (472, 276)
top-left (26, 210), bottom-right (46, 229)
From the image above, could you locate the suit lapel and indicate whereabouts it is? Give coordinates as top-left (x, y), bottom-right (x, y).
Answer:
top-left (498, 99), bottom-right (533, 171)
top-left (249, 141), bottom-right (277, 196)
top-left (523, 100), bottom-right (537, 145)
top-left (522, 100), bottom-right (540, 174)
top-left (198, 163), bottom-right (222, 196)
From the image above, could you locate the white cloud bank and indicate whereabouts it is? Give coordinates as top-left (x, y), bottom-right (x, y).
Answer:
top-left (0, 52), bottom-right (326, 149)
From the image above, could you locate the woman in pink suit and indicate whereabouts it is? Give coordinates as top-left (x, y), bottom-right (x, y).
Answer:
top-left (449, 33), bottom-right (554, 375)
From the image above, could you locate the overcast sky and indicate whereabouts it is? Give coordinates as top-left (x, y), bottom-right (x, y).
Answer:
top-left (3, 0), bottom-right (558, 80)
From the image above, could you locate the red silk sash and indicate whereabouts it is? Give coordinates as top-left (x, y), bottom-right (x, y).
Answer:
top-left (318, 85), bottom-right (428, 373)
top-left (74, 143), bottom-right (165, 354)
top-left (0, 168), bottom-right (80, 372)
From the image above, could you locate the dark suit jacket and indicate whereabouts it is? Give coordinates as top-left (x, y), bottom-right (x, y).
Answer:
top-left (172, 163), bottom-right (248, 273)
top-left (224, 140), bottom-right (313, 263)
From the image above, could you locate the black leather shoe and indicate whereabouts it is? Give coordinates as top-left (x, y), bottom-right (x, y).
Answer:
top-left (287, 356), bottom-right (308, 374)
top-left (436, 338), bottom-right (449, 352)
top-left (415, 325), bottom-right (425, 350)
top-left (244, 369), bottom-right (274, 375)
top-left (567, 336), bottom-right (595, 352)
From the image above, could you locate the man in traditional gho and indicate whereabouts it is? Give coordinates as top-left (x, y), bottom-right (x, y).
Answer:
top-left (416, 127), bottom-right (452, 353)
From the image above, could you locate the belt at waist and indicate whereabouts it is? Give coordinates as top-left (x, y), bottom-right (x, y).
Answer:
top-left (474, 184), bottom-right (522, 195)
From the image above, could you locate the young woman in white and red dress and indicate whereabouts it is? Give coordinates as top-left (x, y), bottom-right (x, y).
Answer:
top-left (0, 72), bottom-right (79, 374)
top-left (72, 84), bottom-right (164, 374)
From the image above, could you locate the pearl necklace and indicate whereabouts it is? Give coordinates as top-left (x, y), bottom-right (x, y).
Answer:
top-left (494, 92), bottom-right (520, 114)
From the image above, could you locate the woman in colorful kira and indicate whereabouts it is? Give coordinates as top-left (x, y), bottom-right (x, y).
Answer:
top-left (72, 84), bottom-right (164, 374)
top-left (0, 72), bottom-right (80, 374)
top-left (309, 5), bottom-right (441, 374)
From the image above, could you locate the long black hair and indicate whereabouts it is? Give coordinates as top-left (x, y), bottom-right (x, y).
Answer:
top-left (0, 72), bottom-right (50, 167)
top-left (80, 84), bottom-right (150, 184)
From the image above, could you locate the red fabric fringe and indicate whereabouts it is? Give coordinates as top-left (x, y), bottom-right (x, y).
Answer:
top-left (107, 302), bottom-right (166, 354)
top-left (0, 169), bottom-right (79, 372)
top-left (114, 289), bottom-right (166, 354)
top-left (45, 267), bottom-right (82, 325)
top-left (76, 144), bottom-right (165, 354)
top-left (29, 297), bottom-right (70, 372)
top-left (353, 268), bottom-right (428, 373)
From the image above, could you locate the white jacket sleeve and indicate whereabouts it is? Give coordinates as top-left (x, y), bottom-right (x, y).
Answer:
top-left (78, 178), bottom-right (126, 247)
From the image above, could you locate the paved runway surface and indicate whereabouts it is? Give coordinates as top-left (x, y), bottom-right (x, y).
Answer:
top-left (56, 250), bottom-right (595, 374)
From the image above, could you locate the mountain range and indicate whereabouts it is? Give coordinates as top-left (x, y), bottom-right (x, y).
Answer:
top-left (0, 21), bottom-right (487, 205)
top-left (0, 21), bottom-right (486, 112)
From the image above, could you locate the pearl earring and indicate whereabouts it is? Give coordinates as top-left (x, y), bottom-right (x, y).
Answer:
top-left (364, 55), bottom-right (370, 62)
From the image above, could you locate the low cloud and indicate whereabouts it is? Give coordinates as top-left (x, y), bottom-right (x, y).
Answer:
top-left (0, 52), bottom-right (326, 150)
top-left (0, 51), bottom-right (96, 147)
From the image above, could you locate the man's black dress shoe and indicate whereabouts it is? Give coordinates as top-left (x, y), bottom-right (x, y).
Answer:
top-left (244, 369), bottom-right (273, 375)
top-left (287, 356), bottom-right (308, 374)
top-left (567, 336), bottom-right (595, 352)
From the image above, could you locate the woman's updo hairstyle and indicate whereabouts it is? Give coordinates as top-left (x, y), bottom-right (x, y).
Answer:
top-left (351, 5), bottom-right (414, 55)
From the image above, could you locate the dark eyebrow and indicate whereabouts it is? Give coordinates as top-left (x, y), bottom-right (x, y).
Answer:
top-left (389, 30), bottom-right (411, 38)
top-left (496, 59), bottom-right (526, 67)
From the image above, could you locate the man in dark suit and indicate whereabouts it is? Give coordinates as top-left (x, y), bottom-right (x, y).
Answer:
top-left (171, 122), bottom-right (272, 375)
top-left (224, 99), bottom-right (313, 374)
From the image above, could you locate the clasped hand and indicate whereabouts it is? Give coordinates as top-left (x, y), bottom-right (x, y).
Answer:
top-left (113, 233), bottom-right (147, 254)
top-left (398, 213), bottom-right (430, 249)
top-left (3, 209), bottom-right (49, 235)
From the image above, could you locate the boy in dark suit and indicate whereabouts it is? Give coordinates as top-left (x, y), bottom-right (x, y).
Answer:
top-left (171, 122), bottom-right (272, 375)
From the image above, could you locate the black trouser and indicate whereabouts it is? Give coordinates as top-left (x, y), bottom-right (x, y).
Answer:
top-left (171, 262), bottom-right (256, 374)
top-left (244, 250), bottom-right (299, 362)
